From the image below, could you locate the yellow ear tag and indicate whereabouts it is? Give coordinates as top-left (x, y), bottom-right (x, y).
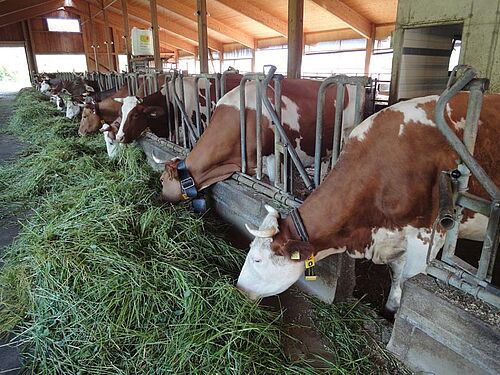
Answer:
top-left (304, 255), bottom-right (316, 281)
top-left (290, 251), bottom-right (300, 260)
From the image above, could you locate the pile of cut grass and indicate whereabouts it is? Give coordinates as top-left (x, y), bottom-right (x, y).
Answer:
top-left (0, 88), bottom-right (404, 374)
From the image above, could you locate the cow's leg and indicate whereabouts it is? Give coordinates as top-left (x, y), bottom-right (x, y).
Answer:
top-left (385, 229), bottom-right (445, 314)
top-left (386, 254), bottom-right (406, 314)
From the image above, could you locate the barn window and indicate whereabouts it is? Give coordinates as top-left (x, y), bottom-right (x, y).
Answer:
top-left (47, 18), bottom-right (80, 33)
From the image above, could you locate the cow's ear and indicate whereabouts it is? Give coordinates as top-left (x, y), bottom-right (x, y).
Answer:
top-left (281, 240), bottom-right (315, 261)
top-left (144, 106), bottom-right (165, 118)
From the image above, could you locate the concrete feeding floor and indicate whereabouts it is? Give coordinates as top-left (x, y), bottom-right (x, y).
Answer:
top-left (0, 90), bottom-right (23, 375)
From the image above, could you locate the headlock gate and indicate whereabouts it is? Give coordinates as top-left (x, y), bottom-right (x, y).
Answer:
top-left (427, 65), bottom-right (500, 308)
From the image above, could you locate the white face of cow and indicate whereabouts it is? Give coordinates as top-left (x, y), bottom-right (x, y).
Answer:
top-left (114, 96), bottom-right (139, 142)
top-left (40, 81), bottom-right (51, 93)
top-left (236, 205), bottom-right (304, 300)
top-left (66, 101), bottom-right (81, 119)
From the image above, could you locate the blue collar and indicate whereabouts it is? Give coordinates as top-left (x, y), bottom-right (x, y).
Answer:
top-left (177, 160), bottom-right (206, 213)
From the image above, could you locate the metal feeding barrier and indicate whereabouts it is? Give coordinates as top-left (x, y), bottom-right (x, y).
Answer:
top-left (427, 65), bottom-right (500, 308)
top-left (313, 75), bottom-right (371, 187)
top-left (238, 66), bottom-right (370, 199)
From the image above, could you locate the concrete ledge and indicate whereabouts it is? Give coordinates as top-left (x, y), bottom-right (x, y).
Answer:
top-left (388, 273), bottom-right (500, 375)
top-left (137, 135), bottom-right (355, 303)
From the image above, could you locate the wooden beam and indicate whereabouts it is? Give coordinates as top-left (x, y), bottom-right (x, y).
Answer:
top-left (364, 24), bottom-right (376, 75)
top-left (110, 2), bottom-right (223, 51)
top-left (310, 0), bottom-right (372, 39)
top-left (149, 0), bottom-right (162, 70)
top-left (75, 3), bottom-right (197, 56)
top-left (120, 0), bottom-right (132, 71)
top-left (197, 0), bottom-right (209, 73)
top-left (287, 0), bottom-right (303, 79)
top-left (0, 0), bottom-right (64, 28)
top-left (215, 0), bottom-right (288, 37)
top-left (0, 0), bottom-right (52, 18)
top-left (21, 20), bottom-right (37, 77)
top-left (87, 2), bottom-right (99, 71)
top-left (155, 0), bottom-right (254, 49)
top-left (102, 0), bottom-right (115, 71)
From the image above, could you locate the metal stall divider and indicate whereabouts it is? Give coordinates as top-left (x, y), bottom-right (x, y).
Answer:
top-left (193, 73), bottom-right (220, 136)
top-left (314, 75), bottom-right (371, 187)
top-left (172, 72), bottom-right (199, 149)
top-left (143, 72), bottom-right (159, 96)
top-left (239, 65), bottom-right (315, 196)
top-left (426, 65), bottom-right (500, 308)
top-left (126, 73), bottom-right (140, 96)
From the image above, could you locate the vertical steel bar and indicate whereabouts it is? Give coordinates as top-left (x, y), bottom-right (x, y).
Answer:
top-left (194, 77), bottom-right (202, 136)
top-left (205, 78), bottom-right (211, 128)
top-left (478, 204), bottom-right (500, 281)
top-left (239, 79), bottom-right (248, 173)
top-left (314, 83), bottom-right (326, 187)
top-left (353, 83), bottom-right (364, 129)
top-left (331, 84), bottom-right (345, 168)
top-left (256, 79), bottom-right (263, 180)
top-left (274, 77), bottom-right (282, 188)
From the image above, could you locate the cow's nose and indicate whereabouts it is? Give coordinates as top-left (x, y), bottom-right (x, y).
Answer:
top-left (160, 177), bottom-right (164, 183)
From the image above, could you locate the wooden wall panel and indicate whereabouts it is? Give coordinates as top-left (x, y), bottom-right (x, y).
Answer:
top-left (32, 31), bottom-right (84, 53)
top-left (0, 22), bottom-right (24, 42)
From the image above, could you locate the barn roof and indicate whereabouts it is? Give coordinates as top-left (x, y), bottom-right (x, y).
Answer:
top-left (0, 0), bottom-right (397, 54)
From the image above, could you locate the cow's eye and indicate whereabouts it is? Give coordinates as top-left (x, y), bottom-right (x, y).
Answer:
top-left (253, 258), bottom-right (262, 263)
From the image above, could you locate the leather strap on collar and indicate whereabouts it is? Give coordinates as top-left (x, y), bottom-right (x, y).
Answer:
top-left (291, 208), bottom-right (309, 242)
top-left (177, 160), bottom-right (206, 213)
top-left (177, 160), bottom-right (198, 200)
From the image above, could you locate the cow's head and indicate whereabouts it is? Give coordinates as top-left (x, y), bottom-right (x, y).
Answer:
top-left (100, 117), bottom-right (121, 157)
top-left (40, 80), bottom-right (51, 93)
top-left (152, 155), bottom-right (184, 203)
top-left (114, 96), bottom-right (164, 143)
top-left (66, 99), bottom-right (81, 119)
top-left (78, 100), bottom-right (101, 136)
top-left (237, 205), bottom-right (313, 299)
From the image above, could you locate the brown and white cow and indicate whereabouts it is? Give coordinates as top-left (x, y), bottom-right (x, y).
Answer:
top-left (156, 79), bottom-right (359, 203)
top-left (237, 93), bottom-right (500, 313)
top-left (78, 78), bottom-right (148, 136)
top-left (115, 74), bottom-right (243, 144)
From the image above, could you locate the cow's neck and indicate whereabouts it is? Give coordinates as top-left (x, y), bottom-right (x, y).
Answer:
top-left (273, 144), bottom-right (383, 256)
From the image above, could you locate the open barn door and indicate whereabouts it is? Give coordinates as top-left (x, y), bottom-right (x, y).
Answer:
top-left (0, 45), bottom-right (31, 92)
top-left (394, 23), bottom-right (463, 101)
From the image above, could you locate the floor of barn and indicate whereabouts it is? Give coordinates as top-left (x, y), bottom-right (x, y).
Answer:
top-left (0, 90), bottom-right (23, 375)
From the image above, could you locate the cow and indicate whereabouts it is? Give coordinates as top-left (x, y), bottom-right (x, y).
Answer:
top-left (114, 74), bottom-right (243, 144)
top-left (99, 117), bottom-right (121, 157)
top-left (236, 93), bottom-right (500, 314)
top-left (78, 79), bottom-right (149, 136)
top-left (154, 79), bottom-right (360, 203)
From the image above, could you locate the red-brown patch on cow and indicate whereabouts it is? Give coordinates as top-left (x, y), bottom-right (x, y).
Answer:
top-left (271, 92), bottom-right (499, 258)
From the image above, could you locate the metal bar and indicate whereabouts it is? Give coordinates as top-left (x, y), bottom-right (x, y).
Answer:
top-left (427, 261), bottom-right (500, 308)
top-left (194, 77), bottom-right (202, 136)
top-left (478, 203), bottom-right (500, 281)
top-left (204, 77), bottom-right (211, 128)
top-left (256, 78), bottom-right (263, 180)
top-left (434, 68), bottom-right (499, 200)
top-left (274, 77), bottom-right (282, 188)
top-left (439, 172), bottom-right (456, 230)
top-left (163, 74), bottom-right (173, 141)
top-left (456, 192), bottom-right (491, 217)
top-left (332, 83), bottom-right (345, 167)
top-left (239, 77), bottom-right (249, 173)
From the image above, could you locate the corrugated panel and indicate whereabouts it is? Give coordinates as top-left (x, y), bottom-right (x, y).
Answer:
top-left (397, 26), bottom-right (458, 100)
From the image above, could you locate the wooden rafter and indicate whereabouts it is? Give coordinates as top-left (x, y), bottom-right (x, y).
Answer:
top-left (108, 1), bottom-right (223, 51)
top-left (78, 3), bottom-right (197, 55)
top-left (310, 0), bottom-right (372, 39)
top-left (0, 0), bottom-right (64, 28)
top-left (155, 0), bottom-right (255, 49)
top-left (214, 0), bottom-right (288, 37)
top-left (0, 0), bottom-right (53, 18)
